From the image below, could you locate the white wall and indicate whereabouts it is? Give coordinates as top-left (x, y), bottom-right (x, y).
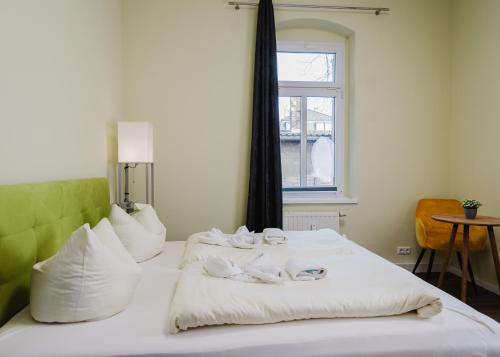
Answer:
top-left (0, 0), bottom-right (122, 193)
top-left (450, 0), bottom-right (500, 292)
top-left (122, 0), bottom-right (453, 267)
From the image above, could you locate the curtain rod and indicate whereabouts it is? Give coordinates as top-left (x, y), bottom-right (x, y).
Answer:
top-left (228, 2), bottom-right (390, 15)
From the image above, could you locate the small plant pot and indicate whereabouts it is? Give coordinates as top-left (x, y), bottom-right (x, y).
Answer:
top-left (464, 208), bottom-right (478, 219)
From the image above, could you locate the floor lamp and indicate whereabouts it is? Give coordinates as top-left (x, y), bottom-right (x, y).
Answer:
top-left (117, 121), bottom-right (154, 213)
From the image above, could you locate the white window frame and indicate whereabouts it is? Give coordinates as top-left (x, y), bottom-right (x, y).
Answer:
top-left (278, 42), bottom-right (350, 204)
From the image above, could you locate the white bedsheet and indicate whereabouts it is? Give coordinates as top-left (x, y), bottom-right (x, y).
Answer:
top-left (1, 240), bottom-right (499, 357)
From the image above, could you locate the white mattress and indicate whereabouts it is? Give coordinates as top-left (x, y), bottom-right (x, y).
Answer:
top-left (1, 240), bottom-right (499, 357)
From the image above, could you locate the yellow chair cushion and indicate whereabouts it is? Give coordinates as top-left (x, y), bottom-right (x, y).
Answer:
top-left (415, 199), bottom-right (487, 252)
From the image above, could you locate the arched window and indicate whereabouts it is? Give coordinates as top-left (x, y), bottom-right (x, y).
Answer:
top-left (278, 41), bottom-right (345, 197)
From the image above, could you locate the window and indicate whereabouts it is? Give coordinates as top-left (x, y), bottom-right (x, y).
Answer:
top-left (278, 42), bottom-right (345, 202)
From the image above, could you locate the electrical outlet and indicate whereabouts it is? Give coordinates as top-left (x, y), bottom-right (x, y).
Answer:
top-left (397, 246), bottom-right (411, 255)
top-left (310, 223), bottom-right (317, 230)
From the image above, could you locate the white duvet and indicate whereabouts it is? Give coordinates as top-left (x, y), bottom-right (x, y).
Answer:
top-left (169, 230), bottom-right (442, 333)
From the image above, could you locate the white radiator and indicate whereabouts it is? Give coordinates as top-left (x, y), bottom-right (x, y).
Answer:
top-left (283, 212), bottom-right (340, 232)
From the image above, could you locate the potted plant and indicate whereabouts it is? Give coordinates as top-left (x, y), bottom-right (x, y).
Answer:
top-left (462, 199), bottom-right (482, 219)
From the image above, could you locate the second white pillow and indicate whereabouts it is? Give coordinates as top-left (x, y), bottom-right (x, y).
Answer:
top-left (93, 217), bottom-right (138, 267)
top-left (109, 204), bottom-right (164, 262)
top-left (133, 203), bottom-right (167, 242)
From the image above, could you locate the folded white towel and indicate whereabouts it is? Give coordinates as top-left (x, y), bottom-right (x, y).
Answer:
top-left (286, 258), bottom-right (327, 281)
top-left (198, 229), bottom-right (232, 247)
top-left (204, 257), bottom-right (260, 283)
top-left (235, 226), bottom-right (252, 236)
top-left (263, 228), bottom-right (287, 245)
top-left (198, 226), bottom-right (260, 249)
top-left (204, 255), bottom-right (284, 284)
top-left (228, 234), bottom-right (261, 249)
top-left (242, 253), bottom-right (285, 284)
top-left (243, 264), bottom-right (285, 284)
top-left (204, 256), bottom-right (242, 278)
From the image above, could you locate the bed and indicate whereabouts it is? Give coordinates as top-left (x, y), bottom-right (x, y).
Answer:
top-left (1, 240), bottom-right (499, 356)
top-left (0, 178), bottom-right (499, 356)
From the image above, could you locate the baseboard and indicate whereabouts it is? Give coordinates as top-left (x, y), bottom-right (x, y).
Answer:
top-left (447, 265), bottom-right (500, 294)
top-left (397, 263), bottom-right (500, 295)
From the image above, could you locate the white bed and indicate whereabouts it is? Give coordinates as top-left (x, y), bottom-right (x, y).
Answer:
top-left (1, 240), bottom-right (499, 357)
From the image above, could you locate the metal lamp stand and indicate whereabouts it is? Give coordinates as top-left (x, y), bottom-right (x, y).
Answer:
top-left (117, 162), bottom-right (154, 213)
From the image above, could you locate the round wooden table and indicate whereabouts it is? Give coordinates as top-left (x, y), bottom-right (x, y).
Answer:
top-left (432, 214), bottom-right (500, 303)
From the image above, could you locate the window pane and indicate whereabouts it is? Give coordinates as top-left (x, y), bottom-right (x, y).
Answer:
top-left (277, 52), bottom-right (336, 82)
top-left (280, 96), bottom-right (301, 187)
top-left (306, 97), bottom-right (335, 187)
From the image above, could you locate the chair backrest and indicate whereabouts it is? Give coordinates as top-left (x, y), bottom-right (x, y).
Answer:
top-left (415, 198), bottom-right (488, 252)
top-left (416, 198), bottom-right (462, 229)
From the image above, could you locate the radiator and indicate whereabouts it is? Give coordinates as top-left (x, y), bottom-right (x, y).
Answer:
top-left (283, 212), bottom-right (340, 232)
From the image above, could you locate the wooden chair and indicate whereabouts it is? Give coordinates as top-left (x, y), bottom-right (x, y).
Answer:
top-left (414, 199), bottom-right (488, 291)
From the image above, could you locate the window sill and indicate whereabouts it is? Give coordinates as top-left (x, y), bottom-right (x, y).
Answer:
top-left (283, 191), bottom-right (358, 205)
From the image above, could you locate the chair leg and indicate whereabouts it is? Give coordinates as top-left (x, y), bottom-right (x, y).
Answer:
top-left (457, 252), bottom-right (478, 295)
top-left (413, 248), bottom-right (426, 274)
top-left (426, 250), bottom-right (435, 282)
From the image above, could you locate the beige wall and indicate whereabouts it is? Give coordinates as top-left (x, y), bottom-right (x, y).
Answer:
top-left (2, 0), bottom-right (497, 291)
top-left (123, 0), bottom-right (453, 267)
top-left (0, 0), bottom-right (122, 197)
top-left (450, 0), bottom-right (500, 291)
top-left (122, 0), bottom-right (255, 237)
top-left (3, 0), bottom-right (498, 290)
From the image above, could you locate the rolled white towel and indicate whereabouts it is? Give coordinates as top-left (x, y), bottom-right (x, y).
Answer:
top-left (286, 258), bottom-right (327, 281)
top-left (263, 228), bottom-right (287, 245)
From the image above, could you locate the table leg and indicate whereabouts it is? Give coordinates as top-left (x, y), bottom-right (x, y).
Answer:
top-left (460, 225), bottom-right (470, 303)
top-left (438, 224), bottom-right (458, 288)
top-left (487, 226), bottom-right (500, 292)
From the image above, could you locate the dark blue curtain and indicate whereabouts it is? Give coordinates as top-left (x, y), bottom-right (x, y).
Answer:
top-left (246, 0), bottom-right (283, 232)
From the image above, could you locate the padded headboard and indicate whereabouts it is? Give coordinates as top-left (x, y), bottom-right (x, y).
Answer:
top-left (0, 178), bottom-right (110, 326)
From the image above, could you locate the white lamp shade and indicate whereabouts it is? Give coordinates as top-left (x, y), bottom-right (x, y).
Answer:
top-left (118, 122), bottom-right (154, 163)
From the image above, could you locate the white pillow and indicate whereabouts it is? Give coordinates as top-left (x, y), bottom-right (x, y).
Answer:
top-left (109, 204), bottom-right (164, 262)
top-left (30, 223), bottom-right (141, 323)
top-left (93, 217), bottom-right (138, 266)
top-left (133, 203), bottom-right (167, 241)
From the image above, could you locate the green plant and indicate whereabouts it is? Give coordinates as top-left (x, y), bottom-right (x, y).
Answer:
top-left (462, 199), bottom-right (482, 209)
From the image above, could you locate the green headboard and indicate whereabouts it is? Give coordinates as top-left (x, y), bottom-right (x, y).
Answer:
top-left (0, 178), bottom-right (110, 326)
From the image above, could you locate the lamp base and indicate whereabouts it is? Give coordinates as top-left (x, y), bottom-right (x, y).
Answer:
top-left (117, 162), bottom-right (154, 214)
top-left (120, 200), bottom-right (135, 214)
